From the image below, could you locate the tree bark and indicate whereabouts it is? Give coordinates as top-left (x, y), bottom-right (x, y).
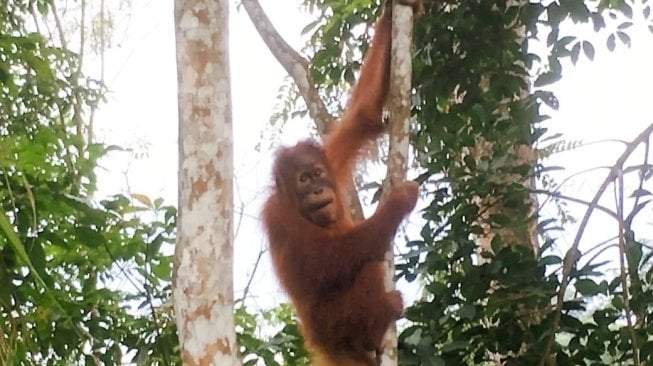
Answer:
top-left (173, 0), bottom-right (240, 365)
top-left (379, 2), bottom-right (415, 365)
top-left (471, 0), bottom-right (538, 254)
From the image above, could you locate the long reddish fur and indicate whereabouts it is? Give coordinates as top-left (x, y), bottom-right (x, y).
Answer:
top-left (262, 3), bottom-right (417, 365)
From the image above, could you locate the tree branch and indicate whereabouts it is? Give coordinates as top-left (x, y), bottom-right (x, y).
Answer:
top-left (539, 121), bottom-right (653, 366)
top-left (240, 0), bottom-right (334, 135)
top-left (241, 0), bottom-right (367, 220)
top-left (532, 189), bottom-right (618, 219)
top-left (615, 169), bottom-right (641, 366)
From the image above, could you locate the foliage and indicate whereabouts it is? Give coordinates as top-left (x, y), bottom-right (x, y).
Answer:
top-left (237, 304), bottom-right (310, 366)
top-left (3, 0), bottom-right (653, 365)
top-left (397, 1), bottom-right (653, 364)
top-left (259, 0), bottom-right (653, 365)
top-left (0, 0), bottom-right (179, 364)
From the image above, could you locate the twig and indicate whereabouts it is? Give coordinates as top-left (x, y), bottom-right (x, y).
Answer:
top-left (240, 0), bottom-right (334, 135)
top-left (50, 2), bottom-right (85, 153)
top-left (237, 243), bottom-right (267, 305)
top-left (539, 122), bottom-right (653, 366)
top-left (240, 0), bottom-right (367, 220)
top-left (615, 168), bottom-right (641, 365)
top-left (630, 137), bottom-right (650, 218)
top-left (532, 189), bottom-right (618, 219)
top-left (539, 166), bottom-right (610, 209)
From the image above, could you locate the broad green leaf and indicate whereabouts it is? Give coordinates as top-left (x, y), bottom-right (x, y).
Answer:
top-left (575, 278), bottom-right (602, 296)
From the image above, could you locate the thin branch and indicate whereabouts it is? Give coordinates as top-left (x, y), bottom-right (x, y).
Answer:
top-left (615, 169), bottom-right (641, 365)
top-left (49, 2), bottom-right (68, 49)
top-left (87, 0), bottom-right (106, 143)
top-left (539, 121), bottom-right (653, 366)
top-left (583, 242), bottom-right (618, 273)
top-left (99, 0), bottom-right (106, 81)
top-left (28, 5), bottom-right (42, 35)
top-left (50, 2), bottom-right (85, 152)
top-left (583, 234), bottom-right (618, 256)
top-left (236, 243), bottom-right (267, 306)
top-left (240, 0), bottom-right (333, 135)
top-left (630, 136), bottom-right (650, 219)
top-left (241, 0), bottom-right (366, 220)
top-left (539, 166), bottom-right (611, 208)
top-left (532, 189), bottom-right (618, 219)
top-left (79, 0), bottom-right (86, 67)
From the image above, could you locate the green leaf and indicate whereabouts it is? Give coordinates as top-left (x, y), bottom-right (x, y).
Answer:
top-left (570, 42), bottom-right (581, 64)
top-left (490, 214), bottom-right (511, 226)
top-left (607, 33), bottom-right (616, 51)
top-left (76, 227), bottom-right (105, 247)
top-left (625, 241), bottom-right (642, 267)
top-left (591, 13), bottom-right (605, 31)
top-left (534, 71), bottom-right (562, 87)
top-left (131, 193), bottom-right (153, 208)
top-left (617, 31), bottom-right (631, 47)
top-left (301, 19), bottom-right (321, 36)
top-left (441, 340), bottom-right (469, 353)
top-left (463, 155), bottom-right (476, 170)
top-left (486, 229), bottom-right (500, 248)
top-left (28, 241), bottom-right (51, 284)
top-left (582, 41), bottom-right (595, 60)
top-left (152, 257), bottom-right (172, 281)
top-left (459, 304), bottom-right (476, 320)
top-left (575, 279), bottom-right (601, 296)
top-left (641, 340), bottom-right (653, 362)
top-left (539, 255), bottom-right (562, 266)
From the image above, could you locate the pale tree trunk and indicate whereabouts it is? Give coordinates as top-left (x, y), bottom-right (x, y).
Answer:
top-left (468, 2), bottom-right (539, 364)
top-left (379, 2), bottom-right (415, 366)
top-left (472, 141), bottom-right (538, 252)
top-left (173, 0), bottom-right (241, 365)
top-left (471, 0), bottom-right (538, 253)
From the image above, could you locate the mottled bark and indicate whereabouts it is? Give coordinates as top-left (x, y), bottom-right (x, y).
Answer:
top-left (471, 0), bottom-right (538, 254)
top-left (470, 140), bottom-right (538, 252)
top-left (379, 3), bottom-right (415, 366)
top-left (173, 0), bottom-right (240, 365)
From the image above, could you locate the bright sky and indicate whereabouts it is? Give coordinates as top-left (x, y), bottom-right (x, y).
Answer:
top-left (93, 1), bottom-right (653, 308)
top-left (540, 17), bottom-right (653, 266)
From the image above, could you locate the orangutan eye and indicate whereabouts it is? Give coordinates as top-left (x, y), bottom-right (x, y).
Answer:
top-left (314, 168), bottom-right (322, 177)
top-left (299, 174), bottom-right (309, 183)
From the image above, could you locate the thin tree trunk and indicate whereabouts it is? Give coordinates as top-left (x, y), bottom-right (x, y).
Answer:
top-left (173, 0), bottom-right (240, 365)
top-left (380, 2), bottom-right (415, 365)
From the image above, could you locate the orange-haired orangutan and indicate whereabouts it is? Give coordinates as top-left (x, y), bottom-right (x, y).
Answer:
top-left (262, 1), bottom-right (420, 365)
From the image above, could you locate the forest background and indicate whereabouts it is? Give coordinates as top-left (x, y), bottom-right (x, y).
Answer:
top-left (1, 0), bottom-right (653, 365)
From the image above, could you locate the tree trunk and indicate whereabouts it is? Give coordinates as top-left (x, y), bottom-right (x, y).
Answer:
top-left (379, 2), bottom-right (415, 365)
top-left (471, 0), bottom-right (538, 253)
top-left (173, 0), bottom-right (240, 365)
